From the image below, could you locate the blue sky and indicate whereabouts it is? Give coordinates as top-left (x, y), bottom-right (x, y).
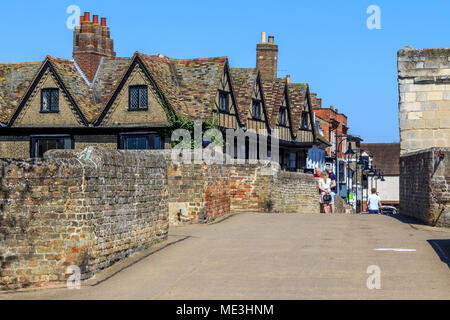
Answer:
top-left (1, 0), bottom-right (448, 142)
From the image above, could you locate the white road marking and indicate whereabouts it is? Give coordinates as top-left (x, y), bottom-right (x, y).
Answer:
top-left (374, 248), bottom-right (416, 252)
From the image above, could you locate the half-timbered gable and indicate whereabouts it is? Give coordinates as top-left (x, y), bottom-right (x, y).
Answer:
top-left (230, 68), bottom-right (269, 135)
top-left (263, 78), bottom-right (295, 143)
top-left (288, 84), bottom-right (315, 145)
top-left (213, 63), bottom-right (240, 130)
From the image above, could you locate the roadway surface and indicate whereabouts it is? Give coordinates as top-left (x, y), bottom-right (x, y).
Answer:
top-left (2, 213), bottom-right (450, 299)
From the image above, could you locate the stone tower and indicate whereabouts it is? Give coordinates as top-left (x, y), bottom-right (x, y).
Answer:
top-left (397, 46), bottom-right (450, 154)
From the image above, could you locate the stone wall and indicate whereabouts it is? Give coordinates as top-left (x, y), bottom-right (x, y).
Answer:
top-left (159, 151), bottom-right (321, 223)
top-left (0, 147), bottom-right (168, 289)
top-left (400, 147), bottom-right (449, 227)
top-left (0, 146), bottom-right (323, 289)
top-left (397, 47), bottom-right (450, 154)
top-left (271, 171), bottom-right (320, 213)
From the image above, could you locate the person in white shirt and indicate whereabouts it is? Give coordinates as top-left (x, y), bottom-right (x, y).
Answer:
top-left (367, 188), bottom-right (383, 214)
top-left (318, 172), bottom-right (332, 214)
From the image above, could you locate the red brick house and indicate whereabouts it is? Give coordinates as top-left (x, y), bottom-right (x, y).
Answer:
top-left (312, 97), bottom-right (350, 197)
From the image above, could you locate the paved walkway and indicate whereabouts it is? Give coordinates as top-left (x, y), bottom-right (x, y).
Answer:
top-left (2, 213), bottom-right (450, 299)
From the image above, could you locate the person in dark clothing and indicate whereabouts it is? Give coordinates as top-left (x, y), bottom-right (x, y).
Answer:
top-left (325, 168), bottom-right (337, 213)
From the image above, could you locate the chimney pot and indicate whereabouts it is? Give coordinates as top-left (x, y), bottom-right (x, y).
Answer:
top-left (268, 36), bottom-right (274, 44)
top-left (80, 15), bottom-right (84, 23)
top-left (74, 13), bottom-right (115, 83)
top-left (261, 32), bottom-right (266, 43)
top-left (286, 75), bottom-right (290, 83)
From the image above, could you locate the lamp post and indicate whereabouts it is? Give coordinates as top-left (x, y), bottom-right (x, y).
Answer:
top-left (334, 135), bottom-right (354, 197)
top-left (344, 144), bottom-right (355, 204)
top-left (354, 151), bottom-right (369, 213)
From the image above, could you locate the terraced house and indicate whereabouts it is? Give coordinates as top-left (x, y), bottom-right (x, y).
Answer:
top-left (0, 12), bottom-right (325, 172)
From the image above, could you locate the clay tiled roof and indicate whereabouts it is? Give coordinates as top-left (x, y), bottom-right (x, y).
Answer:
top-left (173, 56), bottom-right (227, 121)
top-left (287, 83), bottom-right (308, 130)
top-left (91, 57), bottom-right (131, 115)
top-left (47, 57), bottom-right (93, 122)
top-left (49, 56), bottom-right (132, 123)
top-left (360, 143), bottom-right (400, 176)
top-left (138, 53), bottom-right (228, 121)
top-left (0, 53), bottom-right (229, 125)
top-left (137, 53), bottom-right (188, 119)
top-left (0, 61), bottom-right (41, 124)
top-left (229, 68), bottom-right (258, 124)
top-left (262, 79), bottom-right (286, 128)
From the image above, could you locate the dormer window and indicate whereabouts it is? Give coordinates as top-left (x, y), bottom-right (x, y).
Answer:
top-left (278, 106), bottom-right (287, 126)
top-left (41, 89), bottom-right (59, 113)
top-left (218, 91), bottom-right (229, 113)
top-left (129, 85), bottom-right (148, 110)
top-left (252, 99), bottom-right (261, 120)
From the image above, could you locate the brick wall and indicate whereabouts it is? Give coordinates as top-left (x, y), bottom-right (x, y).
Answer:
top-left (271, 171), bottom-right (320, 213)
top-left (400, 147), bottom-right (449, 227)
top-left (0, 147), bottom-right (168, 289)
top-left (205, 165), bottom-right (231, 220)
top-left (0, 137), bottom-right (29, 158)
top-left (229, 162), bottom-right (272, 212)
top-left (167, 161), bottom-right (231, 224)
top-left (398, 47), bottom-right (450, 154)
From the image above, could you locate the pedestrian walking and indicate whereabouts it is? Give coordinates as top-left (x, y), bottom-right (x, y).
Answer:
top-left (367, 188), bottom-right (383, 214)
top-left (313, 168), bottom-right (323, 211)
top-left (318, 171), bottom-right (332, 214)
top-left (325, 168), bottom-right (337, 213)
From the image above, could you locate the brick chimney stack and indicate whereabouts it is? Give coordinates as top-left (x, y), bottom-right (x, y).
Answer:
top-left (73, 12), bottom-right (116, 83)
top-left (256, 32), bottom-right (278, 81)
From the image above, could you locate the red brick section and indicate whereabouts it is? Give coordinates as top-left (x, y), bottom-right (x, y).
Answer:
top-left (313, 106), bottom-right (348, 159)
top-left (256, 38), bottom-right (278, 81)
top-left (204, 166), bottom-right (231, 220)
top-left (73, 12), bottom-right (116, 82)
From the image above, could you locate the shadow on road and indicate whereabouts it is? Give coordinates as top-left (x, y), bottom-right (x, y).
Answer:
top-left (383, 213), bottom-right (430, 227)
top-left (428, 239), bottom-right (450, 269)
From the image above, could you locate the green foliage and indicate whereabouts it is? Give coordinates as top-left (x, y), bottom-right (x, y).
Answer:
top-left (157, 89), bottom-right (220, 149)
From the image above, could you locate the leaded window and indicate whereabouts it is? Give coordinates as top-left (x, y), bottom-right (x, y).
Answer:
top-left (129, 85), bottom-right (148, 110)
top-left (301, 111), bottom-right (309, 129)
top-left (252, 99), bottom-right (261, 119)
top-left (41, 88), bottom-right (59, 113)
top-left (278, 106), bottom-right (287, 126)
top-left (219, 91), bottom-right (229, 113)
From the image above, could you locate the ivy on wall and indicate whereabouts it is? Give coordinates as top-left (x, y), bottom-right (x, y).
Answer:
top-left (157, 89), bottom-right (220, 148)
